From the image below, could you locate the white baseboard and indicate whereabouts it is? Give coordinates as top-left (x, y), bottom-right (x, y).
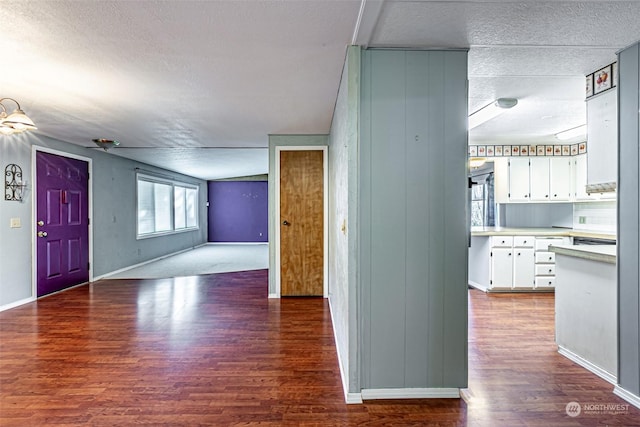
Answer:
top-left (361, 388), bottom-right (460, 400)
top-left (268, 293), bottom-right (279, 299)
top-left (207, 242), bottom-right (268, 246)
top-left (613, 385), bottom-right (640, 410)
top-left (468, 280), bottom-right (488, 292)
top-left (0, 296), bottom-right (36, 313)
top-left (558, 346), bottom-right (617, 385)
top-left (327, 297), bottom-right (363, 404)
top-left (96, 244), bottom-right (207, 280)
top-left (346, 392), bottom-right (363, 404)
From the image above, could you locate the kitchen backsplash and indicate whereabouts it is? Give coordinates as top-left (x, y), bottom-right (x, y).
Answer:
top-left (573, 201), bottom-right (617, 234)
top-left (500, 203), bottom-right (573, 228)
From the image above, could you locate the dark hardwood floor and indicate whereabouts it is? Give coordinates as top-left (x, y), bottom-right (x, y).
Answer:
top-left (1, 271), bottom-right (638, 426)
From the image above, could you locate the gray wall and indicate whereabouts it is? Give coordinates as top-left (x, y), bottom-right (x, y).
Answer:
top-left (501, 203), bottom-right (573, 228)
top-left (327, 45), bottom-right (361, 394)
top-left (617, 42), bottom-right (640, 399)
top-left (267, 134), bottom-right (328, 296)
top-left (0, 133), bottom-right (208, 308)
top-left (359, 49), bottom-right (468, 389)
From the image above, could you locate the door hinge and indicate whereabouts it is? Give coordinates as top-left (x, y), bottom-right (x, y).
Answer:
top-left (87, 262), bottom-right (90, 270)
top-left (490, 280), bottom-right (493, 285)
top-left (490, 251), bottom-right (492, 257)
top-left (87, 218), bottom-right (90, 225)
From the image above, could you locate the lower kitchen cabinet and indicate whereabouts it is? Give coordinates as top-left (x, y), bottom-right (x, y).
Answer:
top-left (534, 237), bottom-right (570, 289)
top-left (469, 234), bottom-right (568, 292)
top-left (488, 235), bottom-right (535, 290)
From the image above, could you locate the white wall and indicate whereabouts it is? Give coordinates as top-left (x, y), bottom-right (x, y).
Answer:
top-left (572, 201), bottom-right (617, 233)
top-left (327, 45), bottom-right (360, 398)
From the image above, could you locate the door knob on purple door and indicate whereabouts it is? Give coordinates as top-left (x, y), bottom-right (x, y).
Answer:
top-left (37, 231), bottom-right (47, 238)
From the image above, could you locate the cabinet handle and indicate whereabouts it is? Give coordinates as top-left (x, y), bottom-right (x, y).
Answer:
top-left (517, 252), bottom-right (521, 256)
top-left (554, 194), bottom-right (557, 197)
top-left (545, 195), bottom-right (549, 198)
top-left (523, 240), bottom-right (527, 244)
top-left (524, 194), bottom-right (528, 198)
top-left (508, 253), bottom-right (512, 256)
top-left (549, 269), bottom-right (553, 273)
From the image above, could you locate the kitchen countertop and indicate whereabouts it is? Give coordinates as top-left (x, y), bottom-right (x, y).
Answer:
top-left (549, 244), bottom-right (616, 264)
top-left (471, 227), bottom-right (616, 241)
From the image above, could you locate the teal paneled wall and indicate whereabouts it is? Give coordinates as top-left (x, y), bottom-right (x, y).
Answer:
top-left (617, 42), bottom-right (640, 399)
top-left (359, 49), bottom-right (468, 390)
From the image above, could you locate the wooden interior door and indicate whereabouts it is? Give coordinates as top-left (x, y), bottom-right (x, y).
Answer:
top-left (280, 150), bottom-right (324, 296)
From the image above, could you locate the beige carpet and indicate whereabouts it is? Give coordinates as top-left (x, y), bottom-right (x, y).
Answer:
top-left (106, 243), bottom-right (268, 279)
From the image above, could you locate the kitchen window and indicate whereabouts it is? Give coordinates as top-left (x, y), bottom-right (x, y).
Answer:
top-left (137, 174), bottom-right (199, 238)
top-left (470, 168), bottom-right (495, 227)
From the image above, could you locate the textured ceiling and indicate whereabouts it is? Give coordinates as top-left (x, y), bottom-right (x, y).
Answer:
top-left (2, 1), bottom-right (640, 178)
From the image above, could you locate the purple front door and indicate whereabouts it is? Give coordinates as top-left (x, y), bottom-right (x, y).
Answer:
top-left (36, 152), bottom-right (89, 296)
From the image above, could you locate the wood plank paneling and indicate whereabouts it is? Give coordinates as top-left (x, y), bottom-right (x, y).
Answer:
top-left (280, 150), bottom-right (324, 296)
top-left (1, 276), bottom-right (638, 425)
top-left (359, 49), bottom-right (468, 390)
top-left (368, 49), bottom-right (407, 389)
top-left (617, 43), bottom-right (640, 396)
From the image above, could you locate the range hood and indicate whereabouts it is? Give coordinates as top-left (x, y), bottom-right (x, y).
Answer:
top-left (586, 182), bottom-right (617, 194)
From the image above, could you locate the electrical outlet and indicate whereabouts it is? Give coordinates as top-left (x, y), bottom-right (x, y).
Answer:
top-left (10, 218), bottom-right (21, 228)
top-left (579, 216), bottom-right (586, 224)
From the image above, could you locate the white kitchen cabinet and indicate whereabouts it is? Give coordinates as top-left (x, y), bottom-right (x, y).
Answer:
top-left (549, 158), bottom-right (572, 201)
top-left (512, 237), bottom-right (535, 288)
top-left (489, 235), bottom-right (535, 289)
top-left (530, 158), bottom-right (550, 201)
top-left (506, 157), bottom-right (572, 202)
top-left (587, 89), bottom-right (617, 186)
top-left (534, 237), bottom-right (570, 290)
top-left (493, 158), bottom-right (510, 203)
top-left (573, 154), bottom-right (595, 201)
top-left (470, 234), bottom-right (571, 292)
top-left (508, 158), bottom-right (531, 201)
top-left (490, 248), bottom-right (513, 289)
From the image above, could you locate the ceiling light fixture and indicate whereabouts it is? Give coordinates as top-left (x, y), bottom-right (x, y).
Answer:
top-left (92, 138), bottom-right (120, 151)
top-left (469, 98), bottom-right (518, 130)
top-left (0, 97), bottom-right (37, 135)
top-left (469, 157), bottom-right (487, 168)
top-left (555, 124), bottom-right (587, 141)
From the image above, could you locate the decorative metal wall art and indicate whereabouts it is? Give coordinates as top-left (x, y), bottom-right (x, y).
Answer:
top-left (5, 163), bottom-right (26, 201)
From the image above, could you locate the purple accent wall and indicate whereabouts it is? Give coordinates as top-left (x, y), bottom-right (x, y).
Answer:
top-left (208, 181), bottom-right (268, 242)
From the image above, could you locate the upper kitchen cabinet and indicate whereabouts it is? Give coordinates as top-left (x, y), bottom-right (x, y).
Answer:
top-left (503, 157), bottom-right (572, 203)
top-left (586, 88), bottom-right (617, 191)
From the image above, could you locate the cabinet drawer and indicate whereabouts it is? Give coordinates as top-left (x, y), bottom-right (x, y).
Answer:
top-left (535, 252), bottom-right (555, 263)
top-left (535, 264), bottom-right (556, 276)
top-left (491, 236), bottom-right (513, 247)
top-left (535, 237), bottom-right (567, 251)
top-left (535, 276), bottom-right (555, 288)
top-left (513, 236), bottom-right (534, 247)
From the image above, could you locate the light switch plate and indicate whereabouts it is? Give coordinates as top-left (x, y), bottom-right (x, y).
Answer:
top-left (10, 217), bottom-right (21, 228)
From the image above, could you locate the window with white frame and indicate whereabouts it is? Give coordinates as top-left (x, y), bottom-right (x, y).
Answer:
top-left (137, 174), bottom-right (199, 237)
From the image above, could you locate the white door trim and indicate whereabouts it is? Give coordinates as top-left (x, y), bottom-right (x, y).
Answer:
top-left (274, 146), bottom-right (328, 298)
top-left (32, 146), bottom-right (94, 298)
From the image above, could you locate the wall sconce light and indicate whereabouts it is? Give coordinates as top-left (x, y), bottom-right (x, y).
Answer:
top-left (555, 124), bottom-right (587, 141)
top-left (5, 164), bottom-right (26, 201)
top-left (469, 98), bottom-right (518, 130)
top-left (0, 97), bottom-right (37, 135)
